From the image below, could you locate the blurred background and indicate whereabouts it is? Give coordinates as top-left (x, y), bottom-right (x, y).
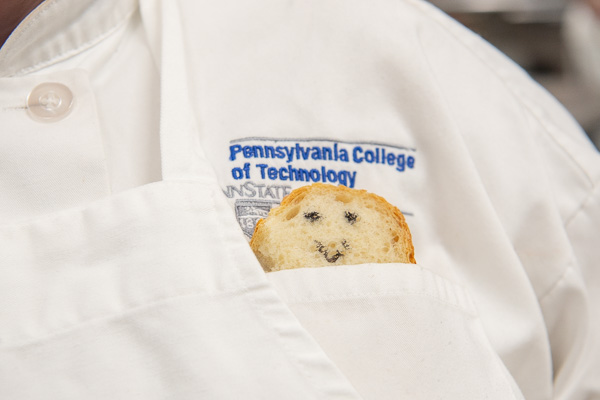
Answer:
top-left (427, 0), bottom-right (600, 150)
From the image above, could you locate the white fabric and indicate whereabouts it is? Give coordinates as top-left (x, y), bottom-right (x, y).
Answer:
top-left (0, 0), bottom-right (161, 200)
top-left (0, 0), bottom-right (599, 398)
top-left (267, 264), bottom-right (524, 399)
top-left (0, 70), bottom-right (110, 222)
top-left (0, 1), bottom-right (362, 398)
top-left (0, 181), bottom-right (363, 399)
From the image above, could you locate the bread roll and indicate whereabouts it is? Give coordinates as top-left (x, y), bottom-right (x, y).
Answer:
top-left (250, 183), bottom-right (416, 272)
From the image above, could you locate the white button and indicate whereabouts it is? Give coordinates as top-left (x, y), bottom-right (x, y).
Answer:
top-left (27, 83), bottom-right (74, 122)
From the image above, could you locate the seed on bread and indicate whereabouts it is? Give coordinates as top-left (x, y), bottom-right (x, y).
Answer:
top-left (249, 183), bottom-right (416, 272)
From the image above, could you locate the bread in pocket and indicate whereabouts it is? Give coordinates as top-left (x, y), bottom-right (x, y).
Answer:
top-left (250, 183), bottom-right (416, 272)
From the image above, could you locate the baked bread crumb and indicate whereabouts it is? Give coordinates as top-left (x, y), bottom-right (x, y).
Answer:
top-left (250, 183), bottom-right (416, 272)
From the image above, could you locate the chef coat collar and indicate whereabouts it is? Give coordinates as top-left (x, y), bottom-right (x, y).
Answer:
top-left (0, 0), bottom-right (138, 77)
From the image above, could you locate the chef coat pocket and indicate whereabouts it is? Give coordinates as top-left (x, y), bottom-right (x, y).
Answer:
top-left (266, 263), bottom-right (524, 400)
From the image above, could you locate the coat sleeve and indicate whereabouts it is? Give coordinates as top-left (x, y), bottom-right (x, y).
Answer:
top-left (416, 2), bottom-right (600, 397)
top-left (501, 35), bottom-right (600, 400)
top-left (502, 35), bottom-right (600, 400)
top-left (561, 180), bottom-right (600, 398)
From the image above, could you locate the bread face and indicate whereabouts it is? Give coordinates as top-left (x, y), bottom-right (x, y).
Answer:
top-left (249, 183), bottom-right (416, 272)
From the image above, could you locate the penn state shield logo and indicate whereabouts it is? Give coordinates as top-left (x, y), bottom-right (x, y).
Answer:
top-left (235, 199), bottom-right (279, 237)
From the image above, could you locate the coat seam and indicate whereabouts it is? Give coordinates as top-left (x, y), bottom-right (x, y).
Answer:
top-left (406, 0), bottom-right (596, 190)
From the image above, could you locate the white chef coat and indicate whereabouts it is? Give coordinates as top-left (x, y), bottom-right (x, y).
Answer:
top-left (0, 0), bottom-right (599, 399)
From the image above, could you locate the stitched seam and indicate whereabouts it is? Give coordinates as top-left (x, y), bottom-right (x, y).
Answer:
top-left (565, 179), bottom-right (600, 227)
top-left (12, 8), bottom-right (136, 77)
top-left (513, 96), bottom-right (595, 187)
top-left (406, 0), bottom-right (595, 189)
top-left (408, 1), bottom-right (595, 329)
top-left (539, 262), bottom-right (575, 303)
top-left (283, 290), bottom-right (478, 318)
top-left (219, 231), bottom-right (325, 397)
top-left (218, 248), bottom-right (323, 393)
top-left (211, 184), bottom-right (329, 398)
top-left (0, 180), bottom-right (215, 230)
top-left (0, 287), bottom-right (241, 349)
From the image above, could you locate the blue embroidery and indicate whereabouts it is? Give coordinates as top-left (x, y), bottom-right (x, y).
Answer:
top-left (228, 138), bottom-right (416, 188)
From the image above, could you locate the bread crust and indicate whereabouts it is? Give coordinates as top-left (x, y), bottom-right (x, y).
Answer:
top-left (250, 183), bottom-right (416, 271)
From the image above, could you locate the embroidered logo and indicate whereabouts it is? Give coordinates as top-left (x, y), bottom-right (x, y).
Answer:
top-left (223, 137), bottom-right (417, 237)
top-left (234, 199), bottom-right (278, 237)
top-left (228, 137), bottom-right (416, 188)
